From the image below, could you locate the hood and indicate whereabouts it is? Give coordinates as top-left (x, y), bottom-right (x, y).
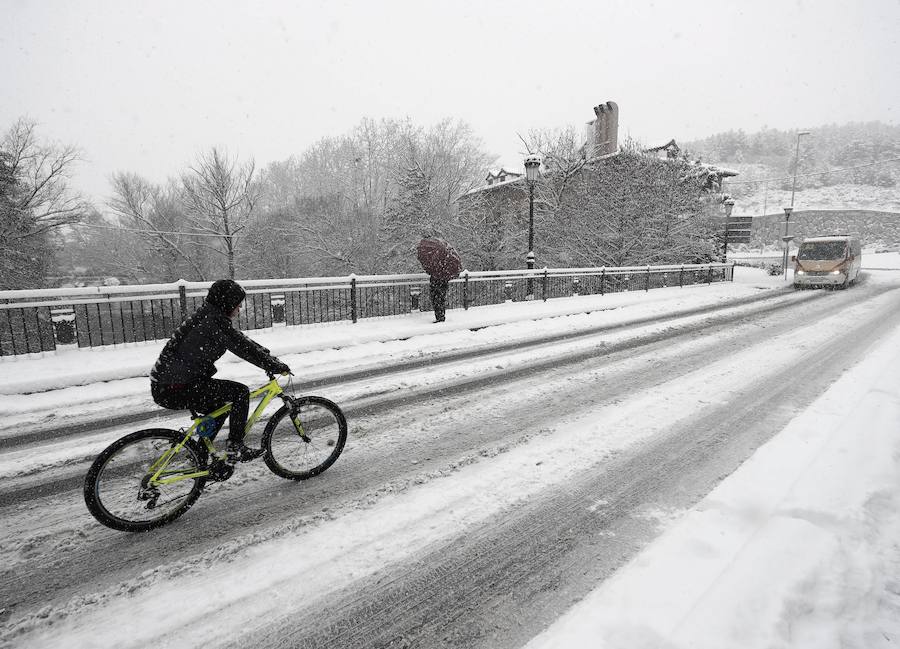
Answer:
top-left (206, 279), bottom-right (246, 312)
top-left (796, 259), bottom-right (844, 272)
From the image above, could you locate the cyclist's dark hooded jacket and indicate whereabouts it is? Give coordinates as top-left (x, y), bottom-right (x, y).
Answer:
top-left (150, 280), bottom-right (279, 386)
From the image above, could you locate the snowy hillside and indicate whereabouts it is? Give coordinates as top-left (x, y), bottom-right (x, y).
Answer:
top-left (725, 182), bottom-right (900, 216)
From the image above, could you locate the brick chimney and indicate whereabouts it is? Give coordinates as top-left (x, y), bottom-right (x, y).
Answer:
top-left (585, 101), bottom-right (619, 158)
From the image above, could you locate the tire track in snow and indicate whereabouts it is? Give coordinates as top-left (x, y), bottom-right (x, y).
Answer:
top-left (237, 288), bottom-right (900, 649)
top-left (0, 287), bottom-right (803, 449)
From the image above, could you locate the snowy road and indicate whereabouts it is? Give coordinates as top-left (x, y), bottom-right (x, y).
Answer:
top-left (2, 271), bottom-right (899, 648)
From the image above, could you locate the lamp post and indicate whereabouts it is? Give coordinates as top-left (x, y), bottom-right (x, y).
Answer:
top-left (783, 131), bottom-right (809, 280)
top-left (722, 197), bottom-right (735, 262)
top-left (790, 130), bottom-right (811, 208)
top-left (782, 206), bottom-right (794, 280)
top-left (523, 154), bottom-right (541, 299)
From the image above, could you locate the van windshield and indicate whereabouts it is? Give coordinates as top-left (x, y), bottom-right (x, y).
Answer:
top-left (798, 241), bottom-right (847, 260)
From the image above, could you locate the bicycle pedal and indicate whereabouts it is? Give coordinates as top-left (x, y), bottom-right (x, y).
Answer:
top-left (225, 444), bottom-right (265, 463)
top-left (208, 459), bottom-right (235, 482)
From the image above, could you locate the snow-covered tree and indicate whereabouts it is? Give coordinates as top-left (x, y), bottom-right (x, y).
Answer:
top-left (180, 148), bottom-right (260, 279)
top-left (109, 173), bottom-right (207, 281)
top-left (0, 118), bottom-right (90, 288)
top-left (253, 117), bottom-right (492, 276)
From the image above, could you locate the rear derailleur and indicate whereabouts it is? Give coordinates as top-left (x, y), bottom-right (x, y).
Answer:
top-left (137, 486), bottom-right (160, 510)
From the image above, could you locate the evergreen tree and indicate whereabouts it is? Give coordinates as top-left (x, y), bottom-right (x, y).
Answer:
top-left (0, 150), bottom-right (49, 288)
top-left (1, 119), bottom-right (90, 288)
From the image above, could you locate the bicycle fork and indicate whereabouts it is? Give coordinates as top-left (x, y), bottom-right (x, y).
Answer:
top-left (282, 396), bottom-right (311, 442)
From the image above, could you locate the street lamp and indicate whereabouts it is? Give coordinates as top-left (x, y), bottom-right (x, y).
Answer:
top-left (782, 206), bottom-right (794, 280)
top-left (523, 154), bottom-right (541, 299)
top-left (790, 130), bottom-right (811, 208)
top-left (722, 197), bottom-right (735, 262)
top-left (783, 131), bottom-right (809, 280)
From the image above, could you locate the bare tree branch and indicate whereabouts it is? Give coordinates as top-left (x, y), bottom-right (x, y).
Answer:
top-left (108, 172), bottom-right (207, 280)
top-left (180, 147), bottom-right (260, 278)
top-left (2, 117), bottom-right (91, 238)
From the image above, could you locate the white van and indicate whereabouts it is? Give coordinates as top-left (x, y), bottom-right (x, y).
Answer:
top-left (792, 235), bottom-right (862, 289)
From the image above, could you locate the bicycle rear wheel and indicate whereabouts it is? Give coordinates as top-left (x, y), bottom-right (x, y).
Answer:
top-left (84, 429), bottom-right (208, 532)
top-left (262, 396), bottom-right (347, 480)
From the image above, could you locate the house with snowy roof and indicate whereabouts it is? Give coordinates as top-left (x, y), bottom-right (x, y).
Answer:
top-left (455, 101), bottom-right (740, 269)
top-left (645, 139), bottom-right (681, 160)
top-left (460, 101), bottom-right (737, 201)
top-left (643, 139), bottom-right (738, 192)
top-left (484, 168), bottom-right (523, 186)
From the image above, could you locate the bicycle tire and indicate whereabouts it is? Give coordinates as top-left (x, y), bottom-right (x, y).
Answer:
top-left (84, 428), bottom-right (208, 532)
top-left (261, 396), bottom-right (348, 480)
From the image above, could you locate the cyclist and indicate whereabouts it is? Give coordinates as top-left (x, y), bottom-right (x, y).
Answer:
top-left (150, 279), bottom-right (291, 462)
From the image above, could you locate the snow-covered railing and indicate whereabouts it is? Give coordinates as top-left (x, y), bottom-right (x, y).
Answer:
top-left (0, 263), bottom-right (733, 357)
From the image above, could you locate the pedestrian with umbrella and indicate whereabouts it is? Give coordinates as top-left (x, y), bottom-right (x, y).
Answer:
top-left (416, 236), bottom-right (462, 323)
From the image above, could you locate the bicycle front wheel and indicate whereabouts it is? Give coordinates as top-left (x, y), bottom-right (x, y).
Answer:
top-left (262, 396), bottom-right (347, 480)
top-left (84, 429), bottom-right (208, 532)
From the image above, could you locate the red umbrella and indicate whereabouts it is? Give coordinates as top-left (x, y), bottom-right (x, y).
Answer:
top-left (416, 238), bottom-right (462, 280)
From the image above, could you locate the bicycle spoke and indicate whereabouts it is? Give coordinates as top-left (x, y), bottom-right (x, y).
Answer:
top-left (87, 432), bottom-right (206, 529)
top-left (264, 397), bottom-right (347, 480)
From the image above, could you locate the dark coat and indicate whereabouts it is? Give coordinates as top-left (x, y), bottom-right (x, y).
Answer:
top-left (150, 301), bottom-right (277, 385)
top-left (416, 238), bottom-right (462, 281)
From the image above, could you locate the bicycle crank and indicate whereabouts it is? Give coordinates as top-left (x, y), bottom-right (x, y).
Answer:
top-left (208, 459), bottom-right (235, 482)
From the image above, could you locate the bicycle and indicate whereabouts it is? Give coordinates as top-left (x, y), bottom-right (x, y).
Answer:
top-left (83, 373), bottom-right (348, 532)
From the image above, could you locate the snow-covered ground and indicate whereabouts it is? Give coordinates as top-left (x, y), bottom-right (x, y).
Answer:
top-left (727, 183), bottom-right (900, 216)
top-left (527, 305), bottom-right (900, 648)
top-left (535, 256), bottom-right (900, 649)
top-left (3, 257), bottom-right (900, 648)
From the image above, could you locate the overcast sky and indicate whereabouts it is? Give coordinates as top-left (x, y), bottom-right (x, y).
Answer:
top-left (3, 0), bottom-right (898, 203)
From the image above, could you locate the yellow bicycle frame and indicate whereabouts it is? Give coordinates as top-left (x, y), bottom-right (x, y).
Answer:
top-left (146, 376), bottom-right (290, 486)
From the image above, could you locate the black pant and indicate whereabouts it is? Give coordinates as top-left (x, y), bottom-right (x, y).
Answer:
top-left (151, 379), bottom-right (250, 443)
top-left (429, 277), bottom-right (449, 321)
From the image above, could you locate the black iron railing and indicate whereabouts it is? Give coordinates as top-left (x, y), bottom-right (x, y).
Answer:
top-left (0, 264), bottom-right (733, 357)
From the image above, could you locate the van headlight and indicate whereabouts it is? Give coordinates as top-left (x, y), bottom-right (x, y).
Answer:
top-left (796, 269), bottom-right (805, 275)
top-left (831, 270), bottom-right (841, 275)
